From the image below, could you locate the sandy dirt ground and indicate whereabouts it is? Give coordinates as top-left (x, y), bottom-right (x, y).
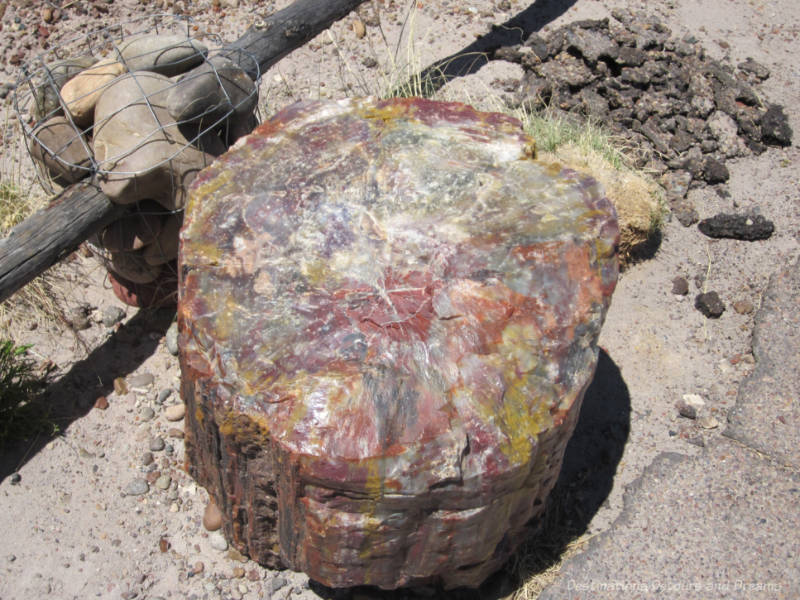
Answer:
top-left (0, 0), bottom-right (798, 599)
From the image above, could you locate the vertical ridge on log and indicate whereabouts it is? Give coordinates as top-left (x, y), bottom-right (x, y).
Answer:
top-left (179, 97), bottom-right (619, 590)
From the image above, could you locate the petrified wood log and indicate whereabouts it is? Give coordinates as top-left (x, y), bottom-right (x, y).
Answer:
top-left (179, 97), bottom-right (619, 589)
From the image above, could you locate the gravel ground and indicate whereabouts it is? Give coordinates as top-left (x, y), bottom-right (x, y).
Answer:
top-left (1, 1), bottom-right (799, 599)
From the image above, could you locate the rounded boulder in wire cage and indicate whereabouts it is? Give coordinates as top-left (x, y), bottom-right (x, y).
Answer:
top-left (13, 13), bottom-right (262, 197)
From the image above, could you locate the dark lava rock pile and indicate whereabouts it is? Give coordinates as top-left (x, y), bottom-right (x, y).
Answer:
top-left (496, 10), bottom-right (793, 226)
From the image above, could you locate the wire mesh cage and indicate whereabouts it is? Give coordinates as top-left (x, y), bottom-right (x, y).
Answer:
top-left (11, 14), bottom-right (262, 306)
top-left (13, 13), bottom-right (262, 194)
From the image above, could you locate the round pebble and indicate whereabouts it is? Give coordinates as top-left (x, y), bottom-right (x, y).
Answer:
top-left (165, 444), bottom-right (175, 454)
top-left (166, 322), bottom-right (179, 356)
top-left (155, 474), bottom-right (172, 490)
top-left (164, 403), bottom-right (186, 421)
top-left (141, 451), bottom-right (154, 466)
top-left (203, 501), bottom-right (223, 531)
top-left (125, 478), bottom-right (149, 496)
top-left (157, 388), bottom-right (173, 404)
top-left (140, 407), bottom-right (155, 421)
top-left (101, 305), bottom-right (126, 327)
top-left (128, 372), bottom-right (155, 388)
top-left (209, 531), bottom-right (229, 551)
top-left (149, 437), bottom-right (166, 452)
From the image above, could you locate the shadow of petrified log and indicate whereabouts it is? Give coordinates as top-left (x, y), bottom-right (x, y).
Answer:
top-left (391, 0), bottom-right (579, 97)
top-left (0, 308), bottom-right (174, 483)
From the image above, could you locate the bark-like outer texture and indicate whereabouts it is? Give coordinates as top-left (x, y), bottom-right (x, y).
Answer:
top-left (179, 97), bottom-right (619, 589)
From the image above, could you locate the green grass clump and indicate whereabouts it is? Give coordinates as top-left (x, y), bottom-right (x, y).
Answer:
top-left (0, 340), bottom-right (56, 448)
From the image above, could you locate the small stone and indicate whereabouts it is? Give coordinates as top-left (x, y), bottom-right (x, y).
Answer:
top-left (141, 452), bottom-right (154, 466)
top-left (128, 372), bottom-right (155, 388)
top-left (155, 474), bottom-right (172, 490)
top-left (192, 561), bottom-right (205, 575)
top-left (94, 396), bottom-right (109, 410)
top-left (209, 531), bottom-right (228, 551)
top-left (352, 18), bottom-right (366, 38)
top-left (247, 569), bottom-right (261, 581)
top-left (117, 34), bottom-right (207, 77)
top-left (140, 407), bottom-right (155, 421)
top-left (7, 554), bottom-right (16, 562)
top-left (166, 55), bottom-right (257, 124)
top-left (227, 548), bottom-right (249, 563)
top-left (698, 415), bottom-right (720, 429)
top-left (125, 479), bottom-right (149, 496)
top-left (114, 378), bottom-right (129, 395)
top-left (760, 105), bottom-right (792, 146)
top-left (362, 57), bottom-right (378, 69)
top-left (41, 7), bottom-right (54, 23)
top-left (203, 501), bottom-right (223, 531)
top-left (702, 156), bottom-right (729, 184)
top-left (159, 537), bottom-right (170, 552)
top-left (671, 200), bottom-right (699, 227)
top-left (101, 305), bottom-right (126, 327)
top-left (232, 567), bottom-right (246, 578)
top-left (29, 117), bottom-right (93, 185)
top-left (10, 473), bottom-right (21, 485)
top-left (733, 299), bottom-right (755, 315)
top-left (677, 399), bottom-right (698, 419)
top-left (157, 388), bottom-right (173, 404)
top-left (698, 213), bottom-right (774, 241)
top-left (686, 434), bottom-right (705, 448)
top-left (695, 291), bottom-right (725, 318)
top-left (269, 576), bottom-right (288, 594)
top-left (164, 403), bottom-right (186, 422)
top-left (67, 305), bottom-right (92, 331)
top-left (738, 58), bottom-right (770, 80)
top-left (149, 437), bottom-right (166, 452)
top-left (167, 428), bottom-right (184, 439)
top-left (671, 276), bottom-right (689, 296)
top-left (166, 322), bottom-right (179, 356)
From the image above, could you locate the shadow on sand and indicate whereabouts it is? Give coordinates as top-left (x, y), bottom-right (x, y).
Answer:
top-left (391, 0), bottom-right (578, 97)
top-left (0, 307), bottom-right (175, 482)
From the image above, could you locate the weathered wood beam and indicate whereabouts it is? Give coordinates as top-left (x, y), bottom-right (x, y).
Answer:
top-left (0, 0), bottom-right (368, 304)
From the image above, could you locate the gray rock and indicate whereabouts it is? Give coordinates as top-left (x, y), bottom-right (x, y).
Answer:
top-left (141, 452), bottom-right (154, 466)
top-left (29, 116), bottom-right (93, 185)
top-left (128, 372), bottom-right (155, 388)
top-left (738, 57), bottom-right (770, 81)
top-left (155, 475), bottom-right (172, 490)
top-left (564, 27), bottom-right (617, 64)
top-left (209, 531), bottom-right (228, 551)
top-left (269, 576), bottom-right (288, 594)
top-left (125, 479), bottom-right (149, 496)
top-left (149, 437), bottom-right (166, 452)
top-left (760, 104), bottom-right (792, 146)
top-left (702, 156), bottom-right (729, 184)
top-left (707, 111), bottom-right (748, 158)
top-left (101, 305), bottom-right (126, 327)
top-left (157, 388), bottom-right (173, 404)
top-left (671, 276), bottom-right (689, 296)
top-left (93, 71), bottom-right (216, 210)
top-left (165, 322), bottom-right (179, 356)
top-left (167, 54), bottom-right (257, 124)
top-left (109, 251), bottom-right (162, 284)
top-left (99, 207), bottom-right (163, 253)
top-left (139, 407), bottom-right (155, 421)
top-left (117, 34), bottom-right (208, 77)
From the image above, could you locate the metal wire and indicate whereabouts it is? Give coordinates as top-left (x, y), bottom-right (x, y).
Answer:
top-left (12, 13), bottom-right (262, 195)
